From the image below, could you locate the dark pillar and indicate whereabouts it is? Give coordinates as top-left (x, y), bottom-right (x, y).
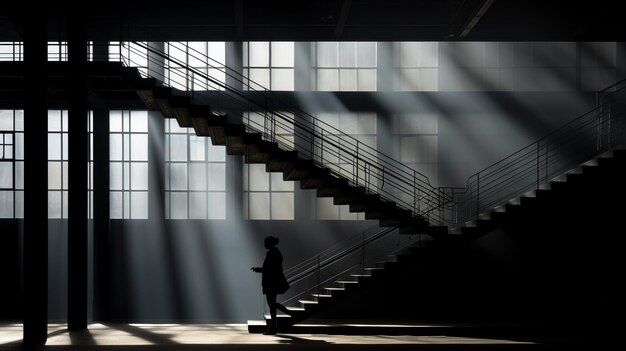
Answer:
top-left (67, 15), bottom-right (89, 331)
top-left (92, 109), bottom-right (110, 321)
top-left (23, 14), bottom-right (48, 345)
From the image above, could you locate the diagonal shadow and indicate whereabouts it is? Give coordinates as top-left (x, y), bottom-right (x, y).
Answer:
top-left (101, 323), bottom-right (178, 345)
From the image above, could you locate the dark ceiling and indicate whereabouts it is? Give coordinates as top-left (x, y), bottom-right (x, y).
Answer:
top-left (1, 0), bottom-right (624, 42)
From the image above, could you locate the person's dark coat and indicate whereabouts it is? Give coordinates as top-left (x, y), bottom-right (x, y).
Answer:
top-left (261, 247), bottom-right (284, 295)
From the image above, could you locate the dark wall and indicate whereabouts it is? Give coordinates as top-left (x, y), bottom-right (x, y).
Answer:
top-left (0, 220), bottom-right (21, 321)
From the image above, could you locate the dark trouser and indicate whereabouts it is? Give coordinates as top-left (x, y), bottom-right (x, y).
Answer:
top-left (266, 293), bottom-right (289, 330)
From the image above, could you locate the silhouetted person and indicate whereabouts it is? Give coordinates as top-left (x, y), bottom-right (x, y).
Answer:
top-left (251, 236), bottom-right (290, 335)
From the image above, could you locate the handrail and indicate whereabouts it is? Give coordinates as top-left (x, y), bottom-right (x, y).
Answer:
top-left (439, 79), bottom-right (626, 226)
top-left (103, 34), bottom-right (442, 225)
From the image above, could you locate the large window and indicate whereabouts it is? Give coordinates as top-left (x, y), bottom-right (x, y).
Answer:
top-left (0, 110), bottom-right (23, 218)
top-left (165, 119), bottom-right (226, 219)
top-left (0, 42), bottom-right (22, 61)
top-left (311, 42), bottom-right (377, 91)
top-left (243, 42), bottom-right (294, 91)
top-left (393, 42), bottom-right (439, 91)
top-left (391, 113), bottom-right (438, 188)
top-left (165, 42), bottom-right (226, 91)
top-left (110, 111), bottom-right (149, 219)
top-left (47, 110), bottom-right (68, 218)
top-left (314, 112), bottom-right (377, 220)
top-left (243, 164), bottom-right (294, 220)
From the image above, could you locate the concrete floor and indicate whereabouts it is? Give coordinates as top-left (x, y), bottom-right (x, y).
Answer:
top-left (0, 322), bottom-right (592, 350)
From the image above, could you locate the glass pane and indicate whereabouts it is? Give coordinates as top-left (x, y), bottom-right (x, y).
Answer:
top-left (207, 192), bottom-right (226, 219)
top-left (131, 192), bottom-right (148, 219)
top-left (208, 68), bottom-right (226, 87)
top-left (110, 191), bottom-right (122, 219)
top-left (339, 113), bottom-right (357, 134)
top-left (168, 43), bottom-right (188, 64)
top-left (170, 192), bottom-right (188, 219)
top-left (110, 162), bottom-right (123, 190)
top-left (62, 133), bottom-right (68, 160)
top-left (48, 110), bottom-right (62, 131)
top-left (357, 42), bottom-right (377, 67)
top-left (249, 192), bottom-right (270, 219)
top-left (358, 113), bottom-right (377, 134)
top-left (207, 163), bottom-right (225, 191)
top-left (15, 133), bottom-right (23, 160)
top-left (188, 41), bottom-right (207, 67)
top-left (169, 134), bottom-right (188, 161)
top-left (339, 69), bottom-right (357, 91)
top-left (188, 163), bottom-right (207, 191)
top-left (400, 42), bottom-right (419, 67)
top-left (249, 164), bottom-right (269, 191)
top-left (420, 68), bottom-right (438, 91)
top-left (316, 42), bottom-right (338, 67)
top-left (271, 42), bottom-right (294, 67)
top-left (189, 192), bottom-right (207, 219)
top-left (47, 162), bottom-right (61, 189)
top-left (123, 162), bottom-right (130, 190)
top-left (15, 161), bottom-right (23, 189)
top-left (110, 134), bottom-right (123, 161)
top-left (249, 69), bottom-right (270, 89)
top-left (0, 110), bottom-right (12, 130)
top-left (48, 191), bottom-right (62, 218)
top-left (207, 143), bottom-right (225, 162)
top-left (48, 133), bottom-right (62, 160)
top-left (0, 191), bottom-right (13, 218)
top-left (270, 192), bottom-right (294, 220)
top-left (357, 69), bottom-right (376, 91)
top-left (339, 204), bottom-right (359, 220)
top-left (15, 191), bottom-right (23, 218)
top-left (130, 134), bottom-right (148, 161)
top-left (123, 134), bottom-right (130, 160)
top-left (317, 69), bottom-right (338, 91)
top-left (420, 42), bottom-right (438, 67)
top-left (270, 172), bottom-right (292, 191)
top-left (271, 69), bottom-right (294, 91)
top-left (110, 111), bottom-right (123, 132)
top-left (130, 162), bottom-right (148, 190)
top-left (130, 111), bottom-right (148, 133)
top-left (170, 163), bottom-right (188, 190)
top-left (189, 136), bottom-right (206, 161)
top-left (340, 42), bottom-right (356, 68)
top-left (123, 191), bottom-right (130, 218)
top-left (208, 42), bottom-right (226, 65)
top-left (62, 161), bottom-right (68, 189)
top-left (249, 42), bottom-right (270, 67)
top-left (0, 162), bottom-right (11, 188)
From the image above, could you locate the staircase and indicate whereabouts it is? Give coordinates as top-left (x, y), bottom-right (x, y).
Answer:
top-left (103, 40), bottom-right (626, 333)
top-left (112, 63), bottom-right (447, 236)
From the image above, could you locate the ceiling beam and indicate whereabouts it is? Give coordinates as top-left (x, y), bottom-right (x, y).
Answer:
top-left (234, 0), bottom-right (244, 37)
top-left (458, 0), bottom-right (495, 38)
top-left (334, 0), bottom-right (352, 38)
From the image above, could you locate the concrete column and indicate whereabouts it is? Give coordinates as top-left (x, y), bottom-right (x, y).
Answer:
top-left (225, 42), bottom-right (244, 221)
top-left (22, 13), bottom-right (48, 345)
top-left (67, 14), bottom-right (89, 331)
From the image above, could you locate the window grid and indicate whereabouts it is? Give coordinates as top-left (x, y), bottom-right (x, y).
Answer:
top-left (165, 119), bottom-right (226, 219)
top-left (47, 110), bottom-right (69, 218)
top-left (0, 42), bottom-right (23, 61)
top-left (0, 110), bottom-right (23, 218)
top-left (243, 42), bottom-right (295, 91)
top-left (243, 164), bottom-right (294, 220)
top-left (165, 42), bottom-right (226, 91)
top-left (110, 111), bottom-right (149, 219)
top-left (311, 42), bottom-right (377, 91)
top-left (392, 42), bottom-right (439, 91)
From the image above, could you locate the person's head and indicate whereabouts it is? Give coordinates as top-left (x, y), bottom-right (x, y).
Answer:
top-left (264, 236), bottom-right (279, 249)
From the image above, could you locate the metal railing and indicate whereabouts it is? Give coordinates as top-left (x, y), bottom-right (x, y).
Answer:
top-left (438, 79), bottom-right (626, 226)
top-left (279, 224), bottom-right (422, 307)
top-left (94, 36), bottom-right (442, 226)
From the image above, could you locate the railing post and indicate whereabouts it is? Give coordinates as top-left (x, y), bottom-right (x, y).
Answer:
top-left (536, 143), bottom-right (540, 189)
top-left (317, 255), bottom-right (321, 298)
top-left (476, 174), bottom-right (480, 221)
